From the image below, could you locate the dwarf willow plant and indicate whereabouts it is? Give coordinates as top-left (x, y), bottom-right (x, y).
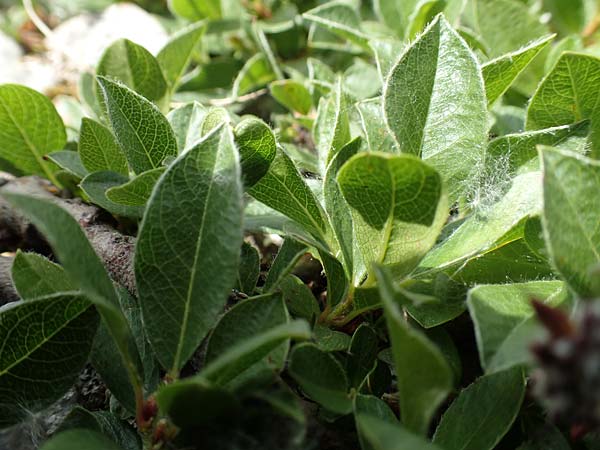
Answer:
top-left (1, 0), bottom-right (600, 449)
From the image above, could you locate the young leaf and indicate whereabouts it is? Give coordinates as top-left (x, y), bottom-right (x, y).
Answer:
top-left (383, 15), bottom-right (487, 200)
top-left (338, 152), bottom-right (447, 280)
top-left (483, 35), bottom-right (555, 106)
top-left (526, 52), bottom-right (600, 130)
top-left (375, 265), bottom-right (453, 434)
top-left (303, 2), bottom-right (370, 49)
top-left (288, 342), bottom-right (352, 414)
top-left (356, 415), bottom-right (443, 450)
top-left (167, 101), bottom-right (207, 152)
top-left (433, 367), bottom-right (526, 450)
top-left (157, 21), bottom-right (206, 90)
top-left (205, 293), bottom-right (288, 388)
top-left (0, 193), bottom-right (144, 406)
top-left (135, 125), bottom-right (243, 373)
top-left (235, 242), bottom-right (260, 295)
top-left (97, 76), bottom-right (178, 174)
top-left (79, 118), bottom-right (128, 176)
top-left (97, 39), bottom-right (167, 103)
top-left (0, 84), bottom-right (65, 185)
top-left (269, 80), bottom-right (313, 115)
top-left (169, 0), bottom-right (221, 20)
top-left (234, 117), bottom-right (277, 187)
top-left (80, 171), bottom-right (145, 218)
top-left (40, 429), bottom-right (122, 450)
top-left (106, 168), bottom-right (165, 207)
top-left (0, 294), bottom-right (97, 427)
top-left (467, 281), bottom-right (567, 372)
top-left (11, 251), bottom-right (74, 300)
top-left (541, 147), bottom-right (600, 297)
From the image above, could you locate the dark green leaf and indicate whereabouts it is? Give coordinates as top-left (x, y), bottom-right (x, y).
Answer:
top-left (40, 429), bottom-right (122, 450)
top-left (234, 117), bottom-right (277, 187)
top-left (80, 171), bottom-right (145, 218)
top-left (356, 415), bottom-right (442, 450)
top-left (10, 251), bottom-right (74, 300)
top-left (235, 242), bottom-right (260, 295)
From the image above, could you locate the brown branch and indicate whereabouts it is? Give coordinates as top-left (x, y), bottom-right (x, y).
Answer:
top-left (0, 176), bottom-right (136, 301)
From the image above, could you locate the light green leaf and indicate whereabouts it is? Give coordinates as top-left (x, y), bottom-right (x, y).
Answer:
top-left (526, 52), bottom-right (600, 130)
top-left (541, 147), bottom-right (600, 297)
top-left (198, 319), bottom-right (310, 386)
top-left (433, 367), bottom-right (526, 450)
top-left (97, 76), bottom-right (178, 174)
top-left (106, 168), bottom-right (165, 207)
top-left (80, 171), bottom-right (145, 218)
top-left (356, 415), bottom-right (443, 450)
top-left (338, 152), bottom-right (447, 280)
top-left (235, 242), bottom-right (260, 295)
top-left (483, 35), bottom-right (555, 106)
top-left (370, 39), bottom-right (405, 83)
top-left (543, 0), bottom-right (586, 36)
top-left (303, 1), bottom-right (370, 48)
top-left (167, 102), bottom-right (207, 152)
top-left (420, 172), bottom-right (542, 272)
top-left (0, 294), bottom-right (97, 427)
top-left (0, 84), bottom-right (65, 185)
top-left (376, 265), bottom-right (453, 434)
top-left (269, 80), bottom-right (313, 115)
top-left (10, 251), bottom-right (74, 300)
top-left (97, 39), bottom-right (167, 104)
top-left (135, 125), bottom-right (243, 373)
top-left (168, 0), bottom-right (221, 20)
top-left (47, 151), bottom-right (88, 179)
top-left (234, 117), bottom-right (277, 187)
top-left (205, 293), bottom-right (289, 387)
top-left (467, 281), bottom-right (566, 372)
top-left (232, 53), bottom-right (277, 97)
top-left (356, 97), bottom-right (398, 153)
top-left (249, 147), bottom-right (330, 242)
top-left (314, 77), bottom-right (350, 170)
top-left (383, 15), bottom-right (487, 200)
top-left (373, 0), bottom-right (420, 40)
top-left (407, 0), bottom-right (447, 40)
top-left (0, 192), bottom-right (144, 407)
top-left (288, 342), bottom-right (352, 414)
top-left (78, 118), bottom-right (128, 176)
top-left (40, 429), bottom-right (122, 450)
top-left (157, 21), bottom-right (206, 90)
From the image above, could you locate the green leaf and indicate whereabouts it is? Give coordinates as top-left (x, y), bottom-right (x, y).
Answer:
top-left (541, 147), bottom-right (600, 297)
top-left (0, 192), bottom-right (144, 408)
top-left (0, 84), bottom-right (65, 185)
top-left (356, 97), bottom-right (398, 153)
top-left (338, 152), bottom-right (447, 280)
top-left (106, 168), bottom-right (165, 207)
top-left (375, 265), bottom-right (453, 434)
top-left (483, 35), bottom-right (555, 106)
top-left (97, 39), bottom-right (167, 103)
top-left (374, 0), bottom-right (420, 40)
top-left (354, 395), bottom-right (398, 450)
top-left (234, 117), bottom-right (277, 187)
top-left (288, 342), bottom-right (352, 414)
top-left (269, 80), bottom-right (313, 115)
top-left (78, 118), bottom-right (128, 176)
top-left (303, 2), bottom-right (369, 48)
top-left (420, 172), bottom-right (542, 272)
top-left (356, 415), bottom-right (443, 450)
top-left (0, 294), bottom-right (97, 427)
top-left (169, 0), bottom-right (221, 20)
top-left (314, 77), bottom-right (350, 170)
top-left (47, 151), bottom-right (88, 179)
top-left (135, 125), bottom-right (243, 373)
top-left (383, 15), bottom-right (487, 200)
top-left (407, 0), bottom-right (447, 40)
top-left (192, 319), bottom-right (310, 386)
top-left (80, 171), bottom-right (145, 218)
top-left (263, 237), bottom-right (308, 292)
top-left (10, 251), bottom-right (74, 300)
top-left (97, 76), bottom-right (178, 174)
top-left (314, 324), bottom-right (351, 352)
top-left (167, 101), bottom-right (207, 152)
top-left (346, 324), bottom-right (379, 388)
top-left (467, 281), bottom-right (567, 372)
top-left (157, 21), bottom-right (206, 90)
top-left (249, 147), bottom-right (329, 242)
top-left (542, 0), bottom-right (586, 36)
top-left (527, 52), bottom-right (600, 130)
top-left (433, 367), bottom-right (526, 450)
top-left (235, 242), bottom-right (260, 295)
top-left (279, 274), bottom-right (320, 321)
top-left (205, 293), bottom-right (288, 388)
top-left (40, 429), bottom-right (122, 450)
top-left (233, 53), bottom-right (277, 97)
